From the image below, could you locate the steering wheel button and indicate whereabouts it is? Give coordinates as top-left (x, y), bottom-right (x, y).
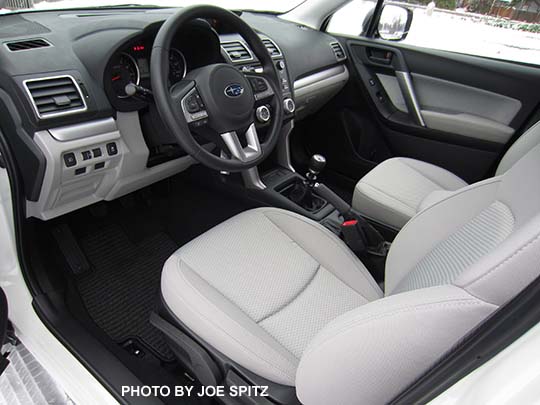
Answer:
top-left (186, 97), bottom-right (200, 113)
top-left (258, 80), bottom-right (268, 91)
top-left (196, 96), bottom-right (205, 109)
top-left (191, 111), bottom-right (208, 121)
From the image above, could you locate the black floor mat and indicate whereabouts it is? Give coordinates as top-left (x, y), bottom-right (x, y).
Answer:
top-left (76, 224), bottom-right (178, 361)
top-left (67, 171), bottom-right (258, 364)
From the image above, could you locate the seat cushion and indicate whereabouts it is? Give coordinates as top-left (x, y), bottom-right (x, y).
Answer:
top-left (352, 157), bottom-right (468, 229)
top-left (161, 207), bottom-right (382, 385)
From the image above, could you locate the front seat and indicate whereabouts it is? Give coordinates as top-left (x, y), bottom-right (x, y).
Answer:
top-left (353, 120), bottom-right (540, 229)
top-left (161, 141), bottom-right (540, 404)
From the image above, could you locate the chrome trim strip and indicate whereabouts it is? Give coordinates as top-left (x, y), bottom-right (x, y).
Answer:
top-left (4, 38), bottom-right (53, 53)
top-left (276, 120), bottom-right (295, 172)
top-left (395, 71), bottom-right (426, 127)
top-left (48, 118), bottom-right (117, 142)
top-left (23, 75), bottom-right (88, 120)
top-left (293, 65), bottom-right (349, 98)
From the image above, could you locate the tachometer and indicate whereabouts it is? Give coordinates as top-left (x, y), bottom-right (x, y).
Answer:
top-left (169, 48), bottom-right (187, 84)
top-left (110, 52), bottom-right (140, 98)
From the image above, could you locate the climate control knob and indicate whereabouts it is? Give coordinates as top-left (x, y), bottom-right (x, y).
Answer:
top-left (256, 105), bottom-right (271, 123)
top-left (283, 98), bottom-right (296, 114)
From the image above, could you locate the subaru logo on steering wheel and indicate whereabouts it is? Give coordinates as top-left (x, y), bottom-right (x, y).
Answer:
top-left (224, 83), bottom-right (244, 98)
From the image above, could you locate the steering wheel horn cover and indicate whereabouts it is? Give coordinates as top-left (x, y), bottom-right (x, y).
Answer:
top-left (185, 63), bottom-right (254, 134)
top-left (151, 5), bottom-right (284, 172)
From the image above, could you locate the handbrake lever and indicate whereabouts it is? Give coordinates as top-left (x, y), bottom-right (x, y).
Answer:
top-left (313, 182), bottom-right (387, 255)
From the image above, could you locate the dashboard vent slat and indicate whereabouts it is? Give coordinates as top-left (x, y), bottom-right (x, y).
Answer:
top-left (330, 42), bottom-right (347, 61)
top-left (29, 85), bottom-right (79, 99)
top-left (221, 41), bottom-right (252, 62)
top-left (262, 38), bottom-right (282, 58)
top-left (24, 75), bottom-right (87, 119)
top-left (6, 38), bottom-right (52, 52)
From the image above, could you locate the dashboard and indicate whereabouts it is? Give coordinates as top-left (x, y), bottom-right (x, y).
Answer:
top-left (0, 8), bottom-right (350, 220)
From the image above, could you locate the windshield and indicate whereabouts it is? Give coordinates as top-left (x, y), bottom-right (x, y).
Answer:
top-left (0, 0), bottom-right (305, 14)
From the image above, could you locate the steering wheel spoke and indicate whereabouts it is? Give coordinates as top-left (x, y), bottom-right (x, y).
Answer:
top-left (220, 123), bottom-right (261, 163)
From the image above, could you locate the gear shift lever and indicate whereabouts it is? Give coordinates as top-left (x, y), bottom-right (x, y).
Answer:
top-left (306, 154), bottom-right (326, 186)
top-left (287, 154), bottom-right (326, 211)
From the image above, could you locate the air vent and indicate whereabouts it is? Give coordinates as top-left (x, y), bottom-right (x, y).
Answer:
top-left (5, 38), bottom-right (52, 52)
top-left (262, 38), bottom-right (282, 58)
top-left (221, 41), bottom-right (253, 62)
top-left (330, 42), bottom-right (347, 61)
top-left (24, 75), bottom-right (87, 119)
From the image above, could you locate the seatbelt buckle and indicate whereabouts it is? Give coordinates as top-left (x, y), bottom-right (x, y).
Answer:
top-left (341, 219), bottom-right (367, 254)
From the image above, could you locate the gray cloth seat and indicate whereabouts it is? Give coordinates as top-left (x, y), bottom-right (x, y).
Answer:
top-left (161, 140), bottom-right (540, 404)
top-left (161, 207), bottom-right (383, 385)
top-left (353, 120), bottom-right (540, 229)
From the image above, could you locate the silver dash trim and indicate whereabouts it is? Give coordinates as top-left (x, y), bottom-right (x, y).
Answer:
top-left (293, 65), bottom-right (349, 98)
top-left (48, 118), bottom-right (117, 142)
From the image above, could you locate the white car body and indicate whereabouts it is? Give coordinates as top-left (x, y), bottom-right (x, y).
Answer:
top-left (0, 167), bottom-right (117, 404)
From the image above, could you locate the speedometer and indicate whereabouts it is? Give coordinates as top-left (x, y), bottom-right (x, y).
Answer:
top-left (110, 52), bottom-right (140, 98)
top-left (169, 48), bottom-right (187, 84)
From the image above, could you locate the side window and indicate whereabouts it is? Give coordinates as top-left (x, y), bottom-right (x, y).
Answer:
top-left (327, 0), bottom-right (539, 65)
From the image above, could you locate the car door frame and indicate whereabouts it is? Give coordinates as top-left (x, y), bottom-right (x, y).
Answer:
top-left (0, 123), bottom-right (120, 403)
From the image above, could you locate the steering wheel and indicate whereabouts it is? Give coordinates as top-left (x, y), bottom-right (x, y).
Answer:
top-left (150, 5), bottom-right (284, 172)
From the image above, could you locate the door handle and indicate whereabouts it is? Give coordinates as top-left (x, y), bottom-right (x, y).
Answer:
top-left (395, 71), bottom-right (425, 127)
top-left (367, 48), bottom-right (393, 65)
top-left (369, 56), bottom-right (391, 65)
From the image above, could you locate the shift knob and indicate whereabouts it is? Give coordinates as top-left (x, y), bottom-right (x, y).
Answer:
top-left (308, 154), bottom-right (326, 176)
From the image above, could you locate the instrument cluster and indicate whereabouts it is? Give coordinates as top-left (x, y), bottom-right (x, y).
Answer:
top-left (108, 43), bottom-right (187, 99)
top-left (104, 20), bottom-right (223, 111)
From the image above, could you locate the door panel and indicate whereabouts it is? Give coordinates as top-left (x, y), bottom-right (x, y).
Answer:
top-left (378, 72), bottom-right (521, 143)
top-left (334, 37), bottom-right (540, 183)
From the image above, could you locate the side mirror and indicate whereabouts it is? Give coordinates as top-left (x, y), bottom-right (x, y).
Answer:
top-left (377, 5), bottom-right (413, 41)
